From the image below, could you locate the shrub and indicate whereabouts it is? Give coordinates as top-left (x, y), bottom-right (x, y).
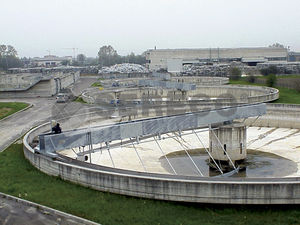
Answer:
top-left (229, 67), bottom-right (241, 80)
top-left (294, 78), bottom-right (300, 92)
top-left (247, 75), bottom-right (256, 83)
top-left (260, 65), bottom-right (278, 76)
top-left (266, 74), bottom-right (277, 87)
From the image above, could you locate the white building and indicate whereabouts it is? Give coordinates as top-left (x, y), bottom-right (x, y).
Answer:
top-left (146, 47), bottom-right (288, 72)
top-left (32, 55), bottom-right (72, 67)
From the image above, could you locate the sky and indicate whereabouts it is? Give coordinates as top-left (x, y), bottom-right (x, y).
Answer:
top-left (1, 0), bottom-right (300, 58)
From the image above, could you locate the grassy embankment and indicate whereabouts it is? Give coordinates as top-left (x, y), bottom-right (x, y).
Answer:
top-left (230, 78), bottom-right (300, 104)
top-left (0, 102), bottom-right (29, 120)
top-left (1, 142), bottom-right (300, 225)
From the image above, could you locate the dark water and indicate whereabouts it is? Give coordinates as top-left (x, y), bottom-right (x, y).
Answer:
top-left (160, 149), bottom-right (297, 178)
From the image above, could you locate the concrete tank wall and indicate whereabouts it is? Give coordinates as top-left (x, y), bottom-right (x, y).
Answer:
top-left (83, 85), bottom-right (279, 105)
top-left (0, 71), bottom-right (80, 98)
top-left (245, 104), bottom-right (300, 129)
top-left (23, 122), bottom-right (300, 204)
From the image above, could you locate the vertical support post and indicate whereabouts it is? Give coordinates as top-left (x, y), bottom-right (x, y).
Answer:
top-left (130, 138), bottom-right (147, 172)
top-left (106, 142), bottom-right (115, 168)
top-left (154, 136), bottom-right (177, 175)
top-left (193, 129), bottom-right (223, 174)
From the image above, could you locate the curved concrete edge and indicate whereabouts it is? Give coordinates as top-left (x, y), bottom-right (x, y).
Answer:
top-left (0, 192), bottom-right (100, 225)
top-left (23, 118), bottom-right (300, 204)
top-left (0, 102), bottom-right (33, 123)
top-left (82, 85), bottom-right (279, 105)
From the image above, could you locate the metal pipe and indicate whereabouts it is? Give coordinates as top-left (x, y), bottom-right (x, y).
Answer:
top-left (192, 129), bottom-right (223, 174)
top-left (130, 138), bottom-right (147, 172)
top-left (153, 136), bottom-right (177, 175)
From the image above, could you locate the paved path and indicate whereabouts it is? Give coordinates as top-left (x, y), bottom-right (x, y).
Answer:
top-left (0, 78), bottom-right (97, 152)
top-left (0, 193), bottom-right (99, 225)
top-left (0, 97), bottom-right (56, 151)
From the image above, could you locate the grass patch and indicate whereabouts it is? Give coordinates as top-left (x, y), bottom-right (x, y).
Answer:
top-left (229, 79), bottom-right (300, 104)
top-left (74, 97), bottom-right (87, 104)
top-left (1, 143), bottom-right (300, 224)
top-left (91, 82), bottom-right (102, 87)
top-left (0, 102), bottom-right (29, 120)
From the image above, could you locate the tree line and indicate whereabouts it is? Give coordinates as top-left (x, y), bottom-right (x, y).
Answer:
top-left (97, 45), bottom-right (146, 67)
top-left (0, 44), bottom-right (147, 70)
top-left (0, 45), bottom-right (22, 70)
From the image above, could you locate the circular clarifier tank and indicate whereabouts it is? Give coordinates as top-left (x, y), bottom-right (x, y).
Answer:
top-left (160, 149), bottom-right (297, 178)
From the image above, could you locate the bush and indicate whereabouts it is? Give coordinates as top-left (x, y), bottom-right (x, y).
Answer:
top-left (260, 65), bottom-right (278, 76)
top-left (266, 74), bottom-right (277, 87)
top-left (229, 67), bottom-right (241, 80)
top-left (247, 75), bottom-right (256, 83)
top-left (294, 78), bottom-right (300, 92)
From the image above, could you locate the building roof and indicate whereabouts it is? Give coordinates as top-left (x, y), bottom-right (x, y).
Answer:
top-left (32, 55), bottom-right (72, 62)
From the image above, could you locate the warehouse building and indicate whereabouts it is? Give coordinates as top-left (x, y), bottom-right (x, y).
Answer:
top-left (32, 55), bottom-right (72, 67)
top-left (146, 47), bottom-right (288, 72)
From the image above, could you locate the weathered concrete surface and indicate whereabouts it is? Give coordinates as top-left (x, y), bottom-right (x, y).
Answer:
top-left (0, 192), bottom-right (99, 225)
top-left (83, 85), bottom-right (278, 104)
top-left (0, 72), bottom-right (80, 98)
top-left (59, 126), bottom-right (300, 177)
top-left (247, 104), bottom-right (300, 129)
top-left (24, 117), bottom-right (300, 204)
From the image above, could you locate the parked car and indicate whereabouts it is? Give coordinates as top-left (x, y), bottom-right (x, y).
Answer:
top-left (56, 93), bottom-right (69, 103)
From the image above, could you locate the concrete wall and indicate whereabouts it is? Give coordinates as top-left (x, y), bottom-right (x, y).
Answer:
top-left (100, 76), bottom-right (229, 89)
top-left (245, 103), bottom-right (300, 129)
top-left (0, 71), bottom-right (80, 98)
top-left (83, 85), bottom-right (278, 105)
top-left (23, 119), bottom-right (300, 204)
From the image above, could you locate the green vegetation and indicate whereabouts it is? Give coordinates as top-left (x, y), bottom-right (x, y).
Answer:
top-left (230, 79), bottom-right (300, 104)
top-left (91, 82), bottom-right (102, 87)
top-left (229, 67), bottom-right (242, 81)
top-left (98, 45), bottom-right (146, 67)
top-left (266, 74), bottom-right (277, 87)
top-left (1, 142), bottom-right (300, 225)
top-left (74, 96), bottom-right (87, 104)
top-left (0, 102), bottom-right (29, 120)
top-left (0, 44), bottom-right (22, 70)
top-left (260, 65), bottom-right (278, 76)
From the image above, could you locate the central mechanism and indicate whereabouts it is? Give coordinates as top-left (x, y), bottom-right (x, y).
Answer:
top-left (209, 122), bottom-right (247, 171)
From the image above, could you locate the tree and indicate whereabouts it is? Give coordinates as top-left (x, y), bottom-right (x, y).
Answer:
top-left (266, 74), bottom-right (277, 87)
top-left (61, 60), bottom-right (69, 66)
top-left (97, 45), bottom-right (146, 67)
top-left (0, 44), bottom-right (22, 70)
top-left (260, 65), bottom-right (278, 76)
top-left (229, 67), bottom-right (241, 80)
top-left (77, 54), bottom-right (86, 65)
top-left (269, 43), bottom-right (285, 48)
top-left (247, 75), bottom-right (256, 83)
top-left (98, 45), bottom-right (119, 67)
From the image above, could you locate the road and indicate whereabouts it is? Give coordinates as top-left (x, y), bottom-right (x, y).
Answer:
top-left (0, 97), bottom-right (56, 151)
top-left (0, 77), bottom-right (98, 151)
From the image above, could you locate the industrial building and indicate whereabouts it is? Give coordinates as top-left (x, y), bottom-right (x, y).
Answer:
top-left (289, 52), bottom-right (300, 62)
top-left (32, 55), bottom-right (72, 67)
top-left (146, 47), bottom-right (288, 72)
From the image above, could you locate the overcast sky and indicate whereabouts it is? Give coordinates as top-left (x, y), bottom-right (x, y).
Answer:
top-left (1, 0), bottom-right (300, 57)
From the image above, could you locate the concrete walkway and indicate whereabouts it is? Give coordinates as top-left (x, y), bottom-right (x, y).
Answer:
top-left (0, 98), bottom-right (56, 151)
